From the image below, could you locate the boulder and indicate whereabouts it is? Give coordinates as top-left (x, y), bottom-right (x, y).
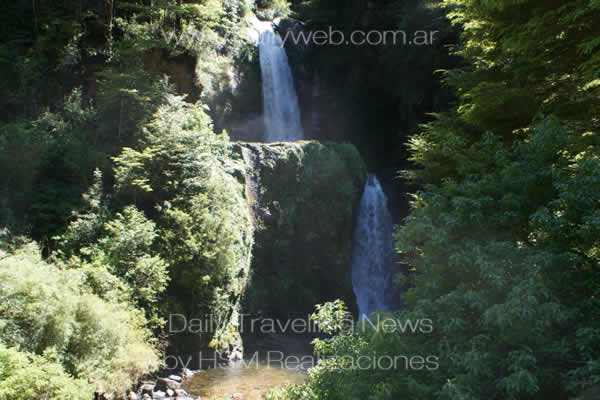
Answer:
top-left (139, 383), bottom-right (155, 396)
top-left (155, 377), bottom-right (180, 392)
top-left (152, 390), bottom-right (166, 399)
top-left (230, 349), bottom-right (243, 361)
top-left (181, 368), bottom-right (195, 378)
top-left (175, 389), bottom-right (188, 397)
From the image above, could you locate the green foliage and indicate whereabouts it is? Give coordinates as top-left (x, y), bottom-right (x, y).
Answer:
top-left (255, 0), bottom-right (292, 19)
top-left (0, 240), bottom-right (160, 394)
top-left (441, 0), bottom-right (600, 135)
top-left (95, 206), bottom-right (169, 328)
top-left (0, 88), bottom-right (101, 240)
top-left (267, 301), bottom-right (371, 400)
top-left (57, 170), bottom-right (169, 329)
top-left (283, 0), bottom-right (600, 399)
top-left (113, 95), bottom-right (229, 199)
top-left (392, 118), bottom-right (596, 399)
top-left (0, 0), bottom-right (252, 240)
top-left (57, 169), bottom-right (110, 258)
top-left (284, 127), bottom-right (600, 400)
top-left (0, 344), bottom-right (93, 400)
top-left (94, 66), bottom-right (167, 146)
top-left (113, 95), bottom-right (253, 352)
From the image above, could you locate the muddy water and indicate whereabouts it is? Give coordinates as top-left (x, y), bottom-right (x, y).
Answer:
top-left (183, 361), bottom-right (305, 399)
top-left (183, 333), bottom-right (314, 399)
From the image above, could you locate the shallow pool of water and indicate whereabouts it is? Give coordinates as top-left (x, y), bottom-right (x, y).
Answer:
top-left (183, 362), bottom-right (306, 400)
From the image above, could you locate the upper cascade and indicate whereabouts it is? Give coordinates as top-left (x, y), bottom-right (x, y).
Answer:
top-left (258, 27), bottom-right (304, 142)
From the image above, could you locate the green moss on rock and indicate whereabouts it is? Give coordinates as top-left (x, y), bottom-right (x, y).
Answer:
top-left (231, 141), bottom-right (366, 318)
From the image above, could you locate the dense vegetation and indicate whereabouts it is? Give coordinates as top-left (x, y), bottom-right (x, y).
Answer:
top-left (0, 0), bottom-right (263, 397)
top-left (269, 0), bottom-right (600, 399)
top-left (0, 0), bottom-right (260, 243)
top-left (1, 0), bottom-right (598, 399)
top-left (0, 234), bottom-right (160, 398)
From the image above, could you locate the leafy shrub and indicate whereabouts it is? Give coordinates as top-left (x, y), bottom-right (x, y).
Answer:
top-left (94, 206), bottom-right (170, 328)
top-left (57, 168), bottom-right (109, 259)
top-left (57, 170), bottom-right (169, 329)
top-left (0, 344), bottom-right (92, 400)
top-left (0, 241), bottom-right (160, 394)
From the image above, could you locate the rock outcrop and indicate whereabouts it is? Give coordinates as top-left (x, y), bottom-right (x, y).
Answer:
top-left (232, 141), bottom-right (366, 317)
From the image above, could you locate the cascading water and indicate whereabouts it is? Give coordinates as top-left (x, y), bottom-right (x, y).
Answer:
top-left (258, 28), bottom-right (303, 142)
top-left (351, 174), bottom-right (395, 320)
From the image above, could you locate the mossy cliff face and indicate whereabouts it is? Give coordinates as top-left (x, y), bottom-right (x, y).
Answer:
top-left (231, 141), bottom-right (367, 318)
top-left (167, 139), bottom-right (365, 356)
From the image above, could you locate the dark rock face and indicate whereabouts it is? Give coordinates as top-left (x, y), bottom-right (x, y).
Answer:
top-left (141, 50), bottom-right (201, 103)
top-left (276, 19), bottom-right (309, 52)
top-left (232, 141), bottom-right (366, 318)
top-left (227, 113), bottom-right (265, 142)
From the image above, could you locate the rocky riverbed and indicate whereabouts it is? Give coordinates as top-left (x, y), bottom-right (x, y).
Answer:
top-left (95, 368), bottom-right (198, 400)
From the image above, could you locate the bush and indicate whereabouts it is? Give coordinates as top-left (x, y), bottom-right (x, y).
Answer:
top-left (58, 171), bottom-right (169, 329)
top-left (0, 241), bottom-right (160, 394)
top-left (94, 206), bottom-right (170, 329)
top-left (0, 344), bottom-right (92, 400)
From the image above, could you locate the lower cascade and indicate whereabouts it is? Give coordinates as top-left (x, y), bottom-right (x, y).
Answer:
top-left (351, 173), bottom-right (395, 319)
top-left (258, 28), bottom-right (304, 142)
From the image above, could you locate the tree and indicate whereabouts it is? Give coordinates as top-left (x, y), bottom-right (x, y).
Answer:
top-left (95, 206), bottom-right (170, 329)
top-left (113, 95), bottom-right (254, 353)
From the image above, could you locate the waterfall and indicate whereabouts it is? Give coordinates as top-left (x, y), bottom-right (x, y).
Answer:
top-left (351, 174), bottom-right (395, 320)
top-left (258, 29), bottom-right (303, 142)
